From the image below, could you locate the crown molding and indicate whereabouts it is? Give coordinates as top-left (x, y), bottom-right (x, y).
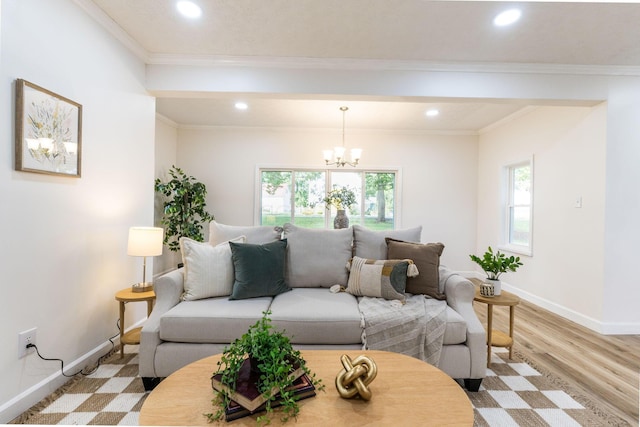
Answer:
top-left (155, 113), bottom-right (179, 128)
top-left (146, 54), bottom-right (640, 77)
top-left (72, 0), bottom-right (149, 63)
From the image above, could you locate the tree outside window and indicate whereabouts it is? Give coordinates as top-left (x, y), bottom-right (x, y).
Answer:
top-left (503, 159), bottom-right (533, 255)
top-left (260, 169), bottom-right (396, 230)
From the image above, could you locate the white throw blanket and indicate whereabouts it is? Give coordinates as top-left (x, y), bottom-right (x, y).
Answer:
top-left (358, 295), bottom-right (447, 367)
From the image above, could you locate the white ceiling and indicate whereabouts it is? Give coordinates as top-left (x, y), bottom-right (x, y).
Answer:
top-left (83, 0), bottom-right (640, 131)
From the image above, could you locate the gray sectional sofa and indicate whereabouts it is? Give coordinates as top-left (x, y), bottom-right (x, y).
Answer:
top-left (139, 222), bottom-right (486, 391)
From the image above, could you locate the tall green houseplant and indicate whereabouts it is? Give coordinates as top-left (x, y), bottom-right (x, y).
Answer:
top-left (155, 166), bottom-right (214, 252)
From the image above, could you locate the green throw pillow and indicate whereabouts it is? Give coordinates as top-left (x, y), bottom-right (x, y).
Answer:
top-left (229, 239), bottom-right (291, 300)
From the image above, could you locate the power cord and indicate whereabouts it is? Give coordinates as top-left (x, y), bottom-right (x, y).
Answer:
top-left (26, 319), bottom-right (121, 377)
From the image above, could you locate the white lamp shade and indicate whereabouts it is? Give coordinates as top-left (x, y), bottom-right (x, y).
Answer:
top-left (127, 227), bottom-right (164, 256)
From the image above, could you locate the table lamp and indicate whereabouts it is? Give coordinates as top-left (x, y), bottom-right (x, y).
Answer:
top-left (127, 226), bottom-right (164, 292)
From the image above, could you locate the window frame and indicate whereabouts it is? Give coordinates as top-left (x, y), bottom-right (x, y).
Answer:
top-left (255, 165), bottom-right (402, 229)
top-left (500, 157), bottom-right (534, 256)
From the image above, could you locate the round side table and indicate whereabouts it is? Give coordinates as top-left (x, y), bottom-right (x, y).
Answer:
top-left (471, 279), bottom-right (521, 366)
top-left (114, 288), bottom-right (155, 358)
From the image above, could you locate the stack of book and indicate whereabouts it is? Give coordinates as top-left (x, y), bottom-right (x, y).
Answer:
top-left (211, 358), bottom-right (316, 421)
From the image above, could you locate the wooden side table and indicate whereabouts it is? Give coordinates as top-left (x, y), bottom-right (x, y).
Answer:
top-left (115, 288), bottom-right (155, 358)
top-left (471, 278), bottom-right (521, 366)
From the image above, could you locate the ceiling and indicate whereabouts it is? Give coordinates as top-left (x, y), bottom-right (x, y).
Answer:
top-left (84, 0), bottom-right (640, 131)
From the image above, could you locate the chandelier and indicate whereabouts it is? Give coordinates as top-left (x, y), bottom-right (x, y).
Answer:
top-left (323, 106), bottom-right (362, 167)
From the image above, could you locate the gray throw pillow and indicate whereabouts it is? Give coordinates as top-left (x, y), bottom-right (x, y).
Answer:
top-left (209, 221), bottom-right (282, 245)
top-left (352, 224), bottom-right (423, 259)
top-left (229, 239), bottom-right (291, 300)
top-left (283, 223), bottom-right (353, 288)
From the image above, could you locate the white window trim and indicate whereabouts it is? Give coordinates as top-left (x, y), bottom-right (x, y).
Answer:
top-left (499, 156), bottom-right (534, 257)
top-left (254, 165), bottom-right (402, 229)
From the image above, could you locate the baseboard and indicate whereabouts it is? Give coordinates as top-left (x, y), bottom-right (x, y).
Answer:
top-left (499, 282), bottom-right (640, 335)
top-left (458, 271), bottom-right (640, 335)
top-left (0, 320), bottom-right (144, 423)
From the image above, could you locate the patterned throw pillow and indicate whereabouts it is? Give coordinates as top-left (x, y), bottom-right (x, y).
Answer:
top-left (180, 236), bottom-right (246, 301)
top-left (345, 256), bottom-right (419, 303)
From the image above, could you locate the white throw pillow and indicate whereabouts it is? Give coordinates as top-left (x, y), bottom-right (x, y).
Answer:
top-left (180, 236), bottom-right (246, 301)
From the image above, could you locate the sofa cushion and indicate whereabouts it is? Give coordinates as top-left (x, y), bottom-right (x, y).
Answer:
top-left (159, 297), bottom-right (272, 343)
top-left (209, 220), bottom-right (282, 245)
top-left (443, 306), bottom-right (467, 345)
top-left (386, 238), bottom-right (446, 300)
top-left (179, 236), bottom-right (246, 301)
top-left (229, 239), bottom-right (291, 300)
top-left (283, 223), bottom-right (353, 288)
top-left (269, 288), bottom-right (362, 344)
top-left (345, 256), bottom-right (409, 302)
top-left (352, 224), bottom-right (422, 259)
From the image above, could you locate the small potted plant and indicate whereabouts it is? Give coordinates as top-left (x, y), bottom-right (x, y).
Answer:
top-left (207, 311), bottom-right (323, 425)
top-left (469, 246), bottom-right (523, 295)
top-left (323, 186), bottom-right (356, 229)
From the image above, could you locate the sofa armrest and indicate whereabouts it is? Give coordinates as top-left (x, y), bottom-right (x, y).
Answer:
top-left (139, 268), bottom-right (184, 378)
top-left (441, 268), bottom-right (487, 379)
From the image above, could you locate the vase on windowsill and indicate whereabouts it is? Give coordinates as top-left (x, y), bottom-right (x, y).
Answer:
top-left (334, 209), bottom-right (349, 229)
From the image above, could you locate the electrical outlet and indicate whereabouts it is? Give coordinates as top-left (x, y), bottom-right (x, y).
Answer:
top-left (18, 328), bottom-right (37, 359)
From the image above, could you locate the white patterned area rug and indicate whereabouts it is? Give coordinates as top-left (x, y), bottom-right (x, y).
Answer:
top-left (11, 346), bottom-right (624, 426)
top-left (466, 348), bottom-right (627, 426)
top-left (10, 346), bottom-right (146, 426)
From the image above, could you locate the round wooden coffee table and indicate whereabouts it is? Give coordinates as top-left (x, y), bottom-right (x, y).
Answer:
top-left (140, 350), bottom-right (473, 426)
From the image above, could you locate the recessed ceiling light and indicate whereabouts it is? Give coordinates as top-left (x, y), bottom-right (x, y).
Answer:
top-left (235, 102), bottom-right (248, 110)
top-left (425, 109), bottom-right (439, 117)
top-left (176, 1), bottom-right (202, 19)
top-left (493, 9), bottom-right (521, 27)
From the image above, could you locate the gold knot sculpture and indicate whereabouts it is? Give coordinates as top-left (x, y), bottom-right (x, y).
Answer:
top-left (335, 354), bottom-right (378, 400)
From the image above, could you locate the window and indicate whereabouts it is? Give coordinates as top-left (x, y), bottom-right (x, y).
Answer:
top-left (502, 159), bottom-right (533, 255)
top-left (258, 168), bottom-right (398, 230)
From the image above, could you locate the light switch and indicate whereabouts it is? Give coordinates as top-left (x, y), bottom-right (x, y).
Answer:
top-left (574, 196), bottom-right (582, 208)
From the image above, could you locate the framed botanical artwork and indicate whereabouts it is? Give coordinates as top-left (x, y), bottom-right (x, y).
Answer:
top-left (15, 79), bottom-right (82, 177)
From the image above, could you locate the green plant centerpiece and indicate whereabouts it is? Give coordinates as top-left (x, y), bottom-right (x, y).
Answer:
top-left (154, 165), bottom-right (214, 252)
top-left (207, 311), bottom-right (323, 425)
top-left (323, 186), bottom-right (356, 229)
top-left (323, 186), bottom-right (356, 211)
top-left (469, 246), bottom-right (523, 280)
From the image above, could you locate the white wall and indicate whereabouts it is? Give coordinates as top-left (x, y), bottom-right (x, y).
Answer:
top-left (175, 126), bottom-right (478, 269)
top-left (0, 0), bottom-right (155, 421)
top-left (154, 115), bottom-right (180, 275)
top-left (477, 105), bottom-right (607, 330)
top-left (602, 79), bottom-right (640, 333)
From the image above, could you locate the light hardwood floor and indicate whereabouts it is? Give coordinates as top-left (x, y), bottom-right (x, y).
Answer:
top-left (473, 296), bottom-right (640, 426)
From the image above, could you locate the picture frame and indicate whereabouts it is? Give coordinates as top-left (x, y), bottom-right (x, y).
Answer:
top-left (15, 79), bottom-right (82, 177)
